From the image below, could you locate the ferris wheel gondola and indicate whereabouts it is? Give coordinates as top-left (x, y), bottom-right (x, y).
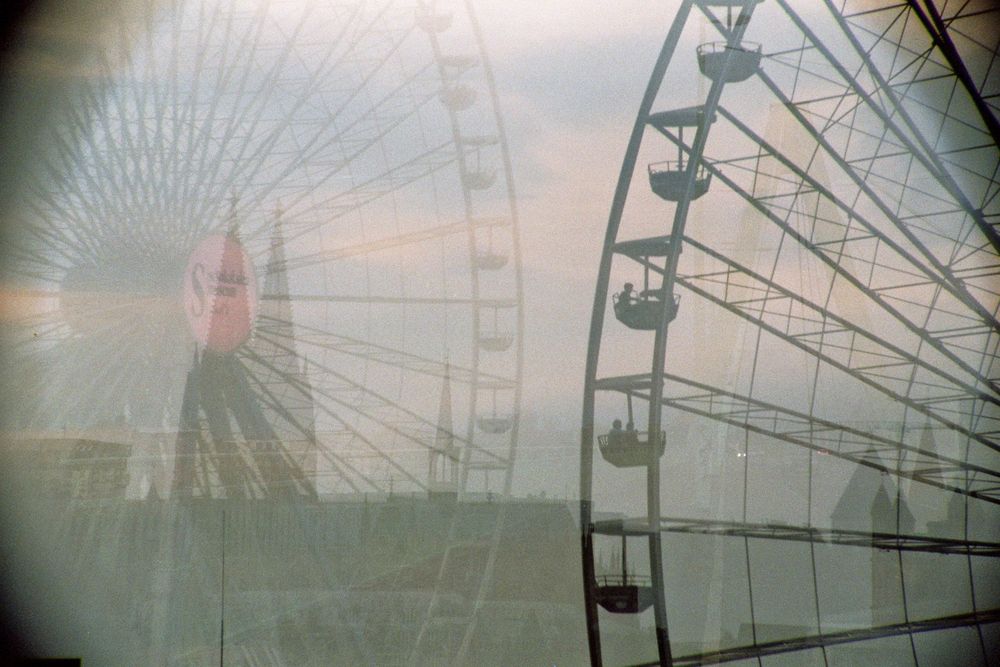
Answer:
top-left (3, 0), bottom-right (523, 662)
top-left (581, 1), bottom-right (1000, 665)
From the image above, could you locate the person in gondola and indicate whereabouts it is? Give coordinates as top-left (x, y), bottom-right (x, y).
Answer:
top-left (608, 418), bottom-right (624, 445)
top-left (618, 282), bottom-right (635, 307)
top-left (625, 420), bottom-right (638, 445)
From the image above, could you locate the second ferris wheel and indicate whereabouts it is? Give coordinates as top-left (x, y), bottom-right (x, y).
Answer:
top-left (581, 0), bottom-right (1000, 665)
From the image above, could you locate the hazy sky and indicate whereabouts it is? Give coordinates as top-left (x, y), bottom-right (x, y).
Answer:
top-left (5, 0), bottom-right (996, 517)
top-left (469, 3), bottom-right (750, 498)
top-left (472, 3), bottom-right (676, 495)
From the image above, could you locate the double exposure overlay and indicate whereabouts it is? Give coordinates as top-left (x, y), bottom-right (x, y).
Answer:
top-left (0, 1), bottom-right (996, 665)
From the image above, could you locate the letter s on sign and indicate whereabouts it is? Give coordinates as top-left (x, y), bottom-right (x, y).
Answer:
top-left (188, 262), bottom-right (206, 317)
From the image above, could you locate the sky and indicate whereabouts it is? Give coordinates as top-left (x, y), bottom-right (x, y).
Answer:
top-left (471, 3), bottom-right (678, 494)
top-left (0, 0), bottom-right (682, 499)
top-left (1, 3), bottom-right (997, 660)
top-left (2, 0), bottom-right (998, 520)
top-left (458, 0), bottom-right (1000, 526)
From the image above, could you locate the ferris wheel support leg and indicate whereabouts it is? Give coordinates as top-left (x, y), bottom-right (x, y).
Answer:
top-left (648, 530), bottom-right (673, 665)
top-left (581, 512), bottom-right (604, 666)
top-left (643, 3), bottom-right (759, 664)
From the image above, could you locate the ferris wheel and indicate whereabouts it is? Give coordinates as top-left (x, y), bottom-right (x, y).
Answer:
top-left (6, 0), bottom-right (522, 501)
top-left (581, 1), bottom-right (1000, 665)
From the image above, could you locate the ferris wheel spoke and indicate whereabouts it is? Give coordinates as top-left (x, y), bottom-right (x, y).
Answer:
top-left (32, 133), bottom-right (118, 262)
top-left (2, 264), bottom-right (63, 285)
top-left (233, 357), bottom-right (361, 495)
top-left (54, 80), bottom-right (125, 221)
top-left (165, 0), bottom-right (299, 237)
top-left (238, 344), bottom-right (428, 491)
top-left (165, 0), bottom-right (255, 244)
top-left (131, 10), bottom-right (206, 239)
top-left (659, 608), bottom-right (1000, 667)
top-left (263, 293), bottom-right (515, 307)
top-left (158, 0), bottom-right (230, 238)
top-left (237, 58), bottom-right (441, 240)
top-left (234, 347), bottom-right (386, 494)
top-left (251, 328), bottom-right (511, 469)
top-left (105, 38), bottom-right (166, 236)
top-left (932, 7), bottom-right (1000, 121)
top-left (657, 126), bottom-right (1000, 390)
top-left (259, 314), bottom-right (513, 388)
top-left (834, 1), bottom-right (1000, 199)
top-left (595, 515), bottom-right (1000, 557)
top-left (668, 238), bottom-right (1000, 454)
top-left (177, 3), bottom-right (413, 237)
top-left (137, 0), bottom-right (178, 229)
top-left (713, 104), bottom-right (1000, 321)
top-left (79, 60), bottom-right (159, 247)
top-left (244, 401), bottom-right (375, 496)
top-left (780, 79), bottom-right (992, 264)
top-left (767, 0), bottom-right (1000, 253)
top-left (656, 107), bottom-right (1000, 340)
top-left (258, 140), bottom-right (459, 257)
top-left (249, 330), bottom-right (503, 464)
top-left (219, 15), bottom-right (424, 222)
top-left (272, 216), bottom-right (499, 271)
top-left (593, 372), bottom-right (1000, 504)
top-left (12, 212), bottom-right (88, 272)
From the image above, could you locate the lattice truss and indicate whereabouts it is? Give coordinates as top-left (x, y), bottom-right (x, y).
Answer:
top-left (591, 0), bottom-right (1000, 509)
top-left (583, 1), bottom-right (1000, 664)
top-left (6, 0), bottom-right (523, 499)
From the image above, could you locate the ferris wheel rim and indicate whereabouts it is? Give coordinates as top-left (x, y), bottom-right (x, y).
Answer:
top-left (8, 0), bottom-right (523, 500)
top-left (580, 1), bottom-right (1000, 664)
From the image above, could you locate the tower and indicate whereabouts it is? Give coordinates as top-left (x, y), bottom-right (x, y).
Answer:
top-left (170, 201), bottom-right (316, 499)
top-left (428, 362), bottom-right (459, 498)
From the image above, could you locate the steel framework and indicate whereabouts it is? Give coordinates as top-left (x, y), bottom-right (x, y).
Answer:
top-left (4, 0), bottom-right (522, 663)
top-left (9, 0), bottom-right (523, 501)
top-left (581, 1), bottom-right (1000, 665)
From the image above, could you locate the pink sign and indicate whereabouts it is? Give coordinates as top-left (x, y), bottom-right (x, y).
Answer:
top-left (183, 234), bottom-right (257, 353)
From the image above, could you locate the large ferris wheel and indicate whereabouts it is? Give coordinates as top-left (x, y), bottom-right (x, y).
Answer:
top-left (581, 1), bottom-right (1000, 665)
top-left (0, 2), bottom-right (523, 661)
top-left (6, 0), bottom-right (523, 500)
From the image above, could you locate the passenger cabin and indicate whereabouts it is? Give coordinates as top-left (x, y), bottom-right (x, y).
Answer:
top-left (461, 138), bottom-right (497, 191)
top-left (696, 0), bottom-right (763, 82)
top-left (475, 223), bottom-right (508, 270)
top-left (463, 168), bottom-right (496, 190)
top-left (598, 430), bottom-right (666, 468)
top-left (474, 251), bottom-right (508, 270)
top-left (480, 305), bottom-right (513, 350)
top-left (697, 41), bottom-right (762, 83)
top-left (478, 385), bottom-right (513, 434)
top-left (613, 292), bottom-right (679, 330)
top-left (611, 236), bottom-right (681, 331)
top-left (645, 105), bottom-right (715, 202)
top-left (594, 532), bottom-right (653, 614)
top-left (648, 161), bottom-right (711, 201)
top-left (440, 84), bottom-right (477, 111)
top-left (478, 333), bottom-right (513, 351)
top-left (477, 416), bottom-right (512, 434)
top-left (595, 575), bottom-right (654, 614)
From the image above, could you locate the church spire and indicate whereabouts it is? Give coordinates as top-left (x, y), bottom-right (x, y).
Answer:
top-left (429, 360), bottom-right (459, 494)
top-left (225, 191), bottom-right (241, 239)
